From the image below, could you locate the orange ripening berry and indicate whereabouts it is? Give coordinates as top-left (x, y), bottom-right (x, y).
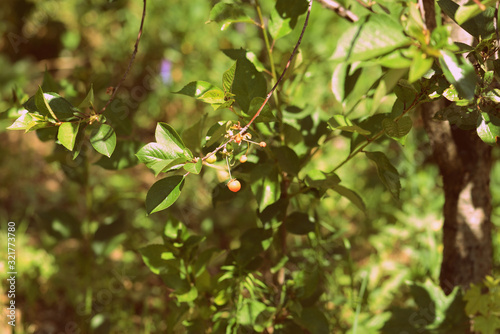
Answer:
top-left (239, 155), bottom-right (247, 163)
top-left (234, 134), bottom-right (242, 144)
top-left (259, 141), bottom-right (266, 148)
top-left (227, 179), bottom-right (241, 192)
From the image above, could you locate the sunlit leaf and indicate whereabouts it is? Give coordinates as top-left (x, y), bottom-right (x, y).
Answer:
top-left (90, 123), bottom-right (116, 157)
top-left (439, 50), bottom-right (476, 100)
top-left (477, 112), bottom-right (500, 146)
top-left (332, 14), bottom-right (410, 63)
top-left (58, 122), bottom-right (80, 151)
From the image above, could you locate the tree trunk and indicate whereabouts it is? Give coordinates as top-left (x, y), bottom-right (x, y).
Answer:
top-left (420, 0), bottom-right (493, 294)
top-left (421, 104), bottom-right (493, 294)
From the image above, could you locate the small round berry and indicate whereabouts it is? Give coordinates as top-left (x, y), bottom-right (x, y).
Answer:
top-left (227, 179), bottom-right (241, 192)
top-left (239, 155), bottom-right (247, 163)
top-left (259, 141), bottom-right (267, 148)
top-left (206, 154), bottom-right (217, 163)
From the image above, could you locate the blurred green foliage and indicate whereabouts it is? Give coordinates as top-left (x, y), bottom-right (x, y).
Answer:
top-left (1, 0), bottom-right (500, 333)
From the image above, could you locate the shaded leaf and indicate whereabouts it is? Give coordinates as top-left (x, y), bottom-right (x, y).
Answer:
top-left (365, 151), bottom-right (401, 199)
top-left (382, 117), bottom-right (413, 138)
top-left (145, 176), bottom-right (185, 214)
top-left (223, 49), bottom-right (267, 112)
top-left (331, 184), bottom-right (366, 213)
top-left (272, 146), bottom-right (300, 175)
top-left (139, 244), bottom-right (169, 274)
top-left (285, 212), bottom-right (314, 235)
top-left (328, 115), bottom-right (371, 135)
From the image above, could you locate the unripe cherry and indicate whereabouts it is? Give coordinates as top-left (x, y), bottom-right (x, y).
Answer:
top-left (206, 154), bottom-right (217, 163)
top-left (239, 155), bottom-right (247, 163)
top-left (259, 141), bottom-right (267, 148)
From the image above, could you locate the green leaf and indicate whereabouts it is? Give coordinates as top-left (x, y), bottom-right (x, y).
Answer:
top-left (365, 151), bottom-right (401, 199)
top-left (139, 244), bottom-right (170, 275)
top-left (156, 123), bottom-right (191, 156)
top-left (404, 2), bottom-right (426, 43)
top-left (223, 62), bottom-right (236, 94)
top-left (243, 97), bottom-right (276, 123)
top-left (222, 49), bottom-right (267, 112)
top-left (439, 50), bottom-right (476, 100)
top-left (474, 315), bottom-right (500, 334)
top-left (182, 115), bottom-right (206, 152)
top-left (285, 212), bottom-right (315, 235)
top-left (137, 123), bottom-right (192, 175)
top-left (205, 121), bottom-right (231, 148)
top-left (272, 146), bottom-right (300, 176)
top-left (58, 122), bottom-right (80, 151)
top-left (30, 87), bottom-right (77, 121)
top-left (477, 112), bottom-right (500, 146)
top-left (176, 286), bottom-right (198, 303)
top-left (7, 111), bottom-right (33, 130)
top-left (90, 124), bottom-right (116, 157)
top-left (269, 0), bottom-right (309, 40)
top-left (331, 184), bottom-right (366, 213)
top-left (438, 0), bottom-right (496, 38)
top-left (332, 14), bottom-right (411, 63)
top-left (304, 170), bottom-right (341, 195)
top-left (455, 0), bottom-right (497, 25)
top-left (382, 117), bottom-right (413, 138)
top-left (251, 163), bottom-right (281, 211)
top-left (41, 70), bottom-right (59, 93)
top-left (408, 52), bottom-right (434, 83)
top-left (95, 140), bottom-right (141, 170)
top-left (328, 115), bottom-right (371, 135)
top-left (183, 159), bottom-right (202, 174)
top-left (136, 143), bottom-right (190, 176)
top-left (78, 85), bottom-right (95, 109)
top-left (174, 81), bottom-right (225, 108)
top-left (35, 86), bottom-right (57, 120)
top-left (146, 176), bottom-right (185, 214)
top-left (237, 299), bottom-right (268, 326)
top-left (208, 2), bottom-right (254, 29)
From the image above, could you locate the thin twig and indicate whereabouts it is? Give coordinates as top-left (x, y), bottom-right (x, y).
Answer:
top-left (315, 0), bottom-right (359, 22)
top-left (240, 0), bottom-right (313, 134)
top-left (99, 0), bottom-right (147, 114)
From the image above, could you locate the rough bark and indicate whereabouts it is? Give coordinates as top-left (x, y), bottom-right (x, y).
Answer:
top-left (420, 0), bottom-right (493, 294)
top-left (421, 103), bottom-right (493, 294)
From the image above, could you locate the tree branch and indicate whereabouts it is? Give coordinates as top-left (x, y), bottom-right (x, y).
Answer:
top-left (315, 0), bottom-right (359, 23)
top-left (99, 0), bottom-right (147, 114)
